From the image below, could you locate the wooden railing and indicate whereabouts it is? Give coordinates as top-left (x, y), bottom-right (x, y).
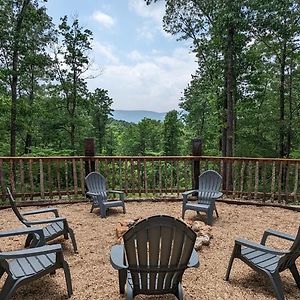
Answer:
top-left (0, 156), bottom-right (300, 205)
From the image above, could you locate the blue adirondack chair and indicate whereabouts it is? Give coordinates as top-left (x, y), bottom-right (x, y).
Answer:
top-left (182, 170), bottom-right (223, 225)
top-left (0, 227), bottom-right (72, 299)
top-left (85, 172), bottom-right (126, 218)
top-left (225, 226), bottom-right (300, 300)
top-left (110, 215), bottom-right (199, 299)
top-left (7, 188), bottom-right (78, 253)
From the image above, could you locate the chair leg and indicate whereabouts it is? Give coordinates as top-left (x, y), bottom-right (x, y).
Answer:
top-left (206, 209), bottom-right (213, 225)
top-left (182, 208), bottom-right (185, 219)
top-left (126, 280), bottom-right (134, 300)
top-left (90, 201), bottom-right (94, 213)
top-left (25, 233), bottom-right (33, 248)
top-left (174, 282), bottom-right (184, 300)
top-left (100, 205), bottom-right (107, 218)
top-left (0, 277), bottom-right (19, 300)
top-left (123, 204), bottom-right (126, 214)
top-left (68, 228), bottom-right (78, 253)
top-left (62, 260), bottom-right (73, 298)
top-left (224, 247), bottom-right (237, 281)
top-left (290, 264), bottom-right (300, 288)
top-left (267, 272), bottom-right (285, 300)
top-left (214, 204), bottom-right (219, 217)
top-left (118, 270), bottom-right (127, 294)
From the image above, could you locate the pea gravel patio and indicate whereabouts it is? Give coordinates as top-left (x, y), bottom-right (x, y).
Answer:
top-left (0, 201), bottom-right (299, 300)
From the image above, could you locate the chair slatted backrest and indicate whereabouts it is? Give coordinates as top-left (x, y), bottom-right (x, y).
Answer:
top-left (85, 172), bottom-right (107, 201)
top-left (7, 187), bottom-right (28, 225)
top-left (123, 215), bottom-right (196, 294)
top-left (278, 226), bottom-right (300, 272)
top-left (198, 170), bottom-right (222, 202)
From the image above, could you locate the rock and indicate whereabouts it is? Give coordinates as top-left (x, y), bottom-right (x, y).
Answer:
top-left (116, 224), bottom-right (128, 238)
top-left (194, 237), bottom-right (203, 251)
top-left (191, 221), bottom-right (203, 232)
top-left (196, 234), bottom-right (211, 246)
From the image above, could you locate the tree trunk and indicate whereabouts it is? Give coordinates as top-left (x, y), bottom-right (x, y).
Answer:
top-left (222, 22), bottom-right (235, 190)
top-left (10, 0), bottom-right (31, 157)
top-left (279, 41), bottom-right (287, 158)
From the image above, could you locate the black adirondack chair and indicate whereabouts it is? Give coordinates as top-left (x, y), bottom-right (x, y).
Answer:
top-left (0, 227), bottom-right (72, 299)
top-left (7, 188), bottom-right (78, 253)
top-left (182, 170), bottom-right (223, 225)
top-left (85, 172), bottom-right (126, 218)
top-left (225, 226), bottom-right (300, 300)
top-left (110, 215), bottom-right (199, 299)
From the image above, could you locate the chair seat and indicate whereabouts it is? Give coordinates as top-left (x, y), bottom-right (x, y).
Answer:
top-left (241, 247), bottom-right (280, 273)
top-left (8, 253), bottom-right (56, 279)
top-left (185, 202), bottom-right (210, 211)
top-left (43, 221), bottom-right (65, 239)
top-left (103, 200), bottom-right (123, 207)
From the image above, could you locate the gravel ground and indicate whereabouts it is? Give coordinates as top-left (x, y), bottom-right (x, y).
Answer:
top-left (0, 201), bottom-right (299, 300)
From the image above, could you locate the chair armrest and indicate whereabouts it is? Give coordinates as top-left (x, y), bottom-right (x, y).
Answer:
top-left (108, 190), bottom-right (125, 200)
top-left (107, 190), bottom-right (124, 195)
top-left (182, 190), bottom-right (197, 197)
top-left (0, 244), bottom-right (61, 259)
top-left (0, 227), bottom-right (44, 238)
top-left (26, 217), bottom-right (66, 225)
top-left (0, 227), bottom-right (46, 246)
top-left (110, 244), bottom-right (128, 270)
top-left (260, 228), bottom-right (295, 245)
top-left (22, 207), bottom-right (59, 217)
top-left (86, 191), bottom-right (99, 197)
top-left (235, 238), bottom-right (289, 255)
top-left (187, 249), bottom-right (199, 268)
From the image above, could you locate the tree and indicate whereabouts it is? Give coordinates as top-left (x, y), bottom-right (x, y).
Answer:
top-left (163, 110), bottom-right (182, 155)
top-left (53, 16), bottom-right (93, 153)
top-left (249, 0), bottom-right (300, 158)
top-left (89, 88), bottom-right (113, 153)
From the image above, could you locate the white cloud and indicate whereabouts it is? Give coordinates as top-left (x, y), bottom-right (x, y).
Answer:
top-left (127, 50), bottom-right (145, 61)
top-left (92, 41), bottom-right (119, 64)
top-left (128, 0), bottom-right (164, 24)
top-left (92, 11), bottom-right (115, 28)
top-left (136, 25), bottom-right (155, 41)
top-left (87, 48), bottom-right (197, 112)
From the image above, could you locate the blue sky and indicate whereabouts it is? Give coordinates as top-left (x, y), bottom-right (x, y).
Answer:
top-left (45, 0), bottom-right (197, 112)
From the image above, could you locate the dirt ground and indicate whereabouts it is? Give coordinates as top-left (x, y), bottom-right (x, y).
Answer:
top-left (0, 201), bottom-right (299, 300)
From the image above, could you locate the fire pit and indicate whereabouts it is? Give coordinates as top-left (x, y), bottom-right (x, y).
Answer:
top-left (115, 217), bottom-right (212, 251)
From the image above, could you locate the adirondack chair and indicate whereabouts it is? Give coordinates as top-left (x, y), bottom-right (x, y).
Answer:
top-left (225, 226), bottom-right (300, 300)
top-left (182, 170), bottom-right (223, 225)
top-left (7, 188), bottom-right (78, 253)
top-left (0, 227), bottom-right (72, 300)
top-left (110, 215), bottom-right (199, 299)
top-left (85, 172), bottom-right (126, 218)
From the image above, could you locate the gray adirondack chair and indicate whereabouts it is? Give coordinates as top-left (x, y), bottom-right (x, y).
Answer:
top-left (225, 226), bottom-right (300, 300)
top-left (182, 170), bottom-right (223, 225)
top-left (0, 227), bottom-right (72, 300)
top-left (85, 172), bottom-right (126, 218)
top-left (7, 188), bottom-right (78, 253)
top-left (110, 215), bottom-right (199, 299)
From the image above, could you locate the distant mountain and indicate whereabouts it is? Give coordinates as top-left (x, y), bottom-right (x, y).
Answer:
top-left (112, 110), bottom-right (166, 123)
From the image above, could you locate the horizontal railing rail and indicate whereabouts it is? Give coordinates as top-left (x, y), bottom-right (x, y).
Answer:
top-left (0, 156), bottom-right (299, 205)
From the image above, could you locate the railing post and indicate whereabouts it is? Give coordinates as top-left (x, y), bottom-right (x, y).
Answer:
top-left (192, 139), bottom-right (202, 191)
top-left (84, 138), bottom-right (95, 176)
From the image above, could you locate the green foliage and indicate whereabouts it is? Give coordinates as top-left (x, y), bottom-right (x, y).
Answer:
top-left (163, 110), bottom-right (182, 155)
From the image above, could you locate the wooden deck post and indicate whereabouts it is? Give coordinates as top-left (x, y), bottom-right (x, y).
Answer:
top-left (84, 138), bottom-right (95, 176)
top-left (192, 139), bottom-right (202, 191)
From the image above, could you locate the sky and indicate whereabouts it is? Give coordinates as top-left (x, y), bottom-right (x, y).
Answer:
top-left (45, 0), bottom-right (198, 112)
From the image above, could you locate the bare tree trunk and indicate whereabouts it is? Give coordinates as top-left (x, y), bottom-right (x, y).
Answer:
top-left (222, 22), bottom-right (235, 190)
top-left (10, 0), bottom-right (31, 157)
top-left (279, 41), bottom-right (287, 158)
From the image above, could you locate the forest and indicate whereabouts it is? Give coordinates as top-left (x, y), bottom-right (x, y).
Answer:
top-left (0, 0), bottom-right (300, 159)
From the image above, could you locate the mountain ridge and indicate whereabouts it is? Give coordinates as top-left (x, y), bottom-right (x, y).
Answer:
top-left (112, 109), bottom-right (166, 123)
